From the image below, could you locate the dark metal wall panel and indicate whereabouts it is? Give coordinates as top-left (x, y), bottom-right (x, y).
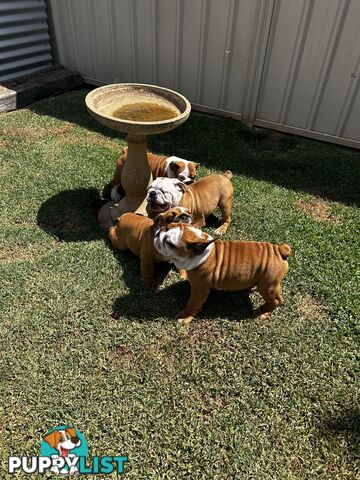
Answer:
top-left (0, 0), bottom-right (52, 82)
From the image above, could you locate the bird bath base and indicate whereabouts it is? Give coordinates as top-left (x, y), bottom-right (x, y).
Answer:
top-left (98, 133), bottom-right (151, 229)
top-left (113, 133), bottom-right (151, 217)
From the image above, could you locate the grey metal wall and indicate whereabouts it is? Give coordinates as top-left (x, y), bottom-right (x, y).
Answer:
top-left (255, 0), bottom-right (360, 148)
top-left (49, 0), bottom-right (360, 149)
top-left (0, 0), bottom-right (52, 82)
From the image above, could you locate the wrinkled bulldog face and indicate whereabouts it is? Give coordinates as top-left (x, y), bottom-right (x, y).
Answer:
top-left (154, 224), bottom-right (184, 259)
top-left (146, 177), bottom-right (186, 213)
top-left (154, 223), bottom-right (214, 269)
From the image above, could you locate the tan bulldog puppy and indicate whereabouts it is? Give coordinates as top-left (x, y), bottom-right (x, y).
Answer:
top-left (154, 222), bottom-right (292, 324)
top-left (105, 146), bottom-right (199, 201)
top-left (109, 207), bottom-right (192, 289)
top-left (146, 171), bottom-right (233, 234)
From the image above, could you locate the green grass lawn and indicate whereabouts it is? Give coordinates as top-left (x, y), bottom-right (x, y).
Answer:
top-left (0, 88), bottom-right (359, 479)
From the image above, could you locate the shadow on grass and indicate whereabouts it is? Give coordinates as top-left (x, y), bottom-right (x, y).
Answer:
top-left (112, 281), bottom-right (253, 323)
top-left (149, 117), bottom-right (360, 207)
top-left (319, 409), bottom-right (359, 462)
top-left (108, 241), bottom-right (253, 322)
top-left (29, 87), bottom-right (360, 207)
top-left (37, 188), bottom-right (104, 242)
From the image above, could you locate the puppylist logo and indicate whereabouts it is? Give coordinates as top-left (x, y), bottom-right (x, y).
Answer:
top-left (8, 425), bottom-right (128, 475)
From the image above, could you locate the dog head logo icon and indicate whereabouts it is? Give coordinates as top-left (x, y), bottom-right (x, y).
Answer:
top-left (41, 425), bottom-right (88, 475)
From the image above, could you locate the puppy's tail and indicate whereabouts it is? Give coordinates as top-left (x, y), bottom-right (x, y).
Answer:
top-left (278, 243), bottom-right (292, 259)
top-left (223, 170), bottom-right (233, 180)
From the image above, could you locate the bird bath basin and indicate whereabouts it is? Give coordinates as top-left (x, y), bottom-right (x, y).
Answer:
top-left (85, 83), bottom-right (191, 221)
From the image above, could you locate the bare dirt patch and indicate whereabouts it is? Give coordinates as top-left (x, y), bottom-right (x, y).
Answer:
top-left (187, 323), bottom-right (222, 345)
top-left (2, 119), bottom-right (119, 150)
top-left (3, 219), bottom-right (37, 228)
top-left (60, 131), bottom-right (121, 151)
top-left (298, 294), bottom-right (327, 320)
top-left (50, 124), bottom-right (75, 135)
top-left (0, 244), bottom-right (50, 262)
top-left (107, 346), bottom-right (133, 362)
top-left (2, 123), bottom-right (75, 141)
top-left (85, 134), bottom-right (120, 150)
top-left (294, 198), bottom-right (338, 223)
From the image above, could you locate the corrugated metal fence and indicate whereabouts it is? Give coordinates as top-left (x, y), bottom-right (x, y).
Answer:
top-left (48, 0), bottom-right (360, 148)
top-left (0, 0), bottom-right (52, 82)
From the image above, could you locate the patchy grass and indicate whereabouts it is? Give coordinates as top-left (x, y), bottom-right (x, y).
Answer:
top-left (294, 198), bottom-right (338, 223)
top-left (0, 244), bottom-right (50, 262)
top-left (297, 293), bottom-right (328, 320)
top-left (0, 88), bottom-right (359, 479)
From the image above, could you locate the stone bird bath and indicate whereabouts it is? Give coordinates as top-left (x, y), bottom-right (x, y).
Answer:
top-left (85, 83), bottom-right (191, 224)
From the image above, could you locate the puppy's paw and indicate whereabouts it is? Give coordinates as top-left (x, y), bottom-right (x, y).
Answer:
top-left (253, 308), bottom-right (272, 320)
top-left (176, 311), bottom-right (194, 324)
top-left (215, 225), bottom-right (227, 235)
top-left (178, 269), bottom-right (187, 280)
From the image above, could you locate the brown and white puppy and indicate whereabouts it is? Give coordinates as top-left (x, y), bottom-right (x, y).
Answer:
top-left (104, 146), bottom-right (199, 201)
top-left (154, 223), bottom-right (292, 324)
top-left (146, 171), bottom-right (233, 234)
top-left (109, 207), bottom-right (192, 288)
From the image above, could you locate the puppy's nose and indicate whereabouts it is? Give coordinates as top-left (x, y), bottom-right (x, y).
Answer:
top-left (149, 191), bottom-right (156, 199)
top-left (71, 436), bottom-right (79, 444)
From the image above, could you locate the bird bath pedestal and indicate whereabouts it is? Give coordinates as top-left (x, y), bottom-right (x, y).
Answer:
top-left (85, 84), bottom-right (191, 222)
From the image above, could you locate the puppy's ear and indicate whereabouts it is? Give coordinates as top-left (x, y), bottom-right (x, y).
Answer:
top-left (169, 161), bottom-right (182, 173)
top-left (175, 181), bottom-right (187, 192)
top-left (153, 212), bottom-right (166, 228)
top-left (187, 238), bottom-right (215, 255)
top-left (43, 430), bottom-right (59, 449)
top-left (153, 210), bottom-right (176, 228)
top-left (195, 162), bottom-right (200, 169)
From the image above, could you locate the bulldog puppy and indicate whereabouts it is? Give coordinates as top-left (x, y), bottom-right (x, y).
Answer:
top-left (146, 171), bottom-right (233, 234)
top-left (109, 207), bottom-right (192, 289)
top-left (154, 222), bottom-right (292, 324)
top-left (103, 146), bottom-right (199, 201)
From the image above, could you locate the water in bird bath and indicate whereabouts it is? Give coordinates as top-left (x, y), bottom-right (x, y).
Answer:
top-left (111, 102), bottom-right (179, 122)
